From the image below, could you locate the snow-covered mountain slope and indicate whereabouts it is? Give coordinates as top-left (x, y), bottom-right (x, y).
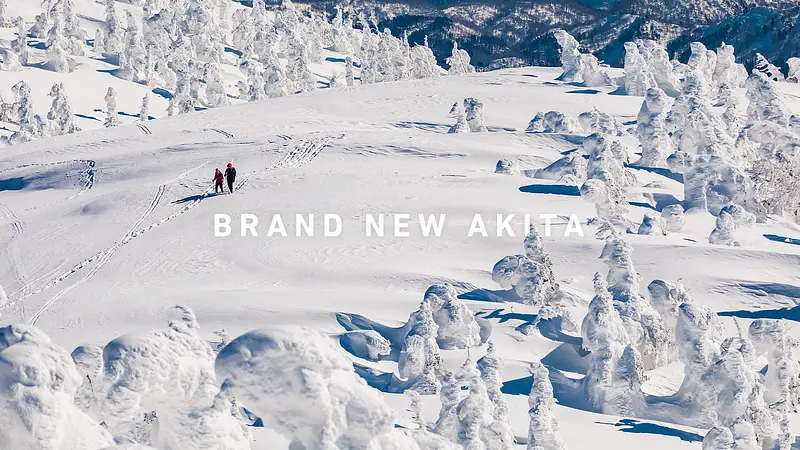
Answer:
top-left (317, 0), bottom-right (800, 70)
top-left (2, 58), bottom-right (800, 448)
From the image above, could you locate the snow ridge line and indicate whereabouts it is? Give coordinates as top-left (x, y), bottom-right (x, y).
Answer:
top-left (1, 161), bottom-right (208, 323)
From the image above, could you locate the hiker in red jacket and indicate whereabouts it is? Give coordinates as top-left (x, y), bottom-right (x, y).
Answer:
top-left (213, 168), bottom-right (224, 194)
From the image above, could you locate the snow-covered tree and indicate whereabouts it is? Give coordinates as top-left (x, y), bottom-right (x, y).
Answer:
top-left (464, 98), bottom-right (487, 133)
top-left (787, 57), bottom-right (800, 83)
top-left (30, 13), bottom-right (48, 39)
top-left (634, 87), bottom-right (673, 168)
top-left (0, 325), bottom-right (114, 448)
top-left (708, 204), bottom-right (755, 246)
top-left (600, 231), bottom-right (670, 368)
top-left (577, 109), bottom-right (625, 136)
top-left (527, 361), bottom-right (566, 450)
top-left (605, 344), bottom-right (647, 416)
top-left (9, 81), bottom-right (40, 144)
top-left (623, 41), bottom-right (654, 96)
top-left (749, 319), bottom-right (800, 450)
top-left (62, 0), bottom-right (86, 56)
top-left (434, 294), bottom-right (481, 350)
top-left (647, 279), bottom-right (689, 331)
top-left (581, 273), bottom-right (630, 410)
top-left (660, 202), bottom-right (685, 233)
top-left (103, 0), bottom-right (122, 54)
top-left (139, 94), bottom-right (149, 121)
top-left (446, 41), bottom-right (475, 75)
top-left (406, 390), bottom-right (426, 430)
top-left (553, 29), bottom-right (581, 83)
top-left (713, 44), bottom-right (746, 100)
top-left (411, 38), bottom-right (441, 80)
top-left (753, 53), bottom-right (784, 82)
top-left (47, 82), bottom-right (79, 135)
top-left (13, 19), bottom-right (29, 67)
top-left (637, 212), bottom-right (664, 235)
top-left (435, 371), bottom-right (466, 443)
top-left (204, 62), bottom-right (229, 108)
top-left (455, 357), bottom-right (494, 450)
top-left (345, 56), bottom-right (355, 87)
top-left (699, 337), bottom-right (773, 446)
top-left (448, 101), bottom-right (469, 134)
top-left (104, 87), bottom-right (119, 127)
top-left (45, 10), bottom-right (75, 73)
top-left (477, 341), bottom-right (513, 450)
top-left (580, 133), bottom-right (631, 228)
top-left (674, 302), bottom-right (724, 421)
top-left (400, 299), bottom-right (443, 393)
top-left (70, 344), bottom-right (104, 416)
top-left (638, 40), bottom-right (680, 95)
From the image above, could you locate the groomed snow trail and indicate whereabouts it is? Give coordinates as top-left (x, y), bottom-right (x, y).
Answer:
top-left (23, 135), bottom-right (340, 326)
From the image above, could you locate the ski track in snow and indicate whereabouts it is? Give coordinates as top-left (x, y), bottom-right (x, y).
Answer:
top-left (21, 135), bottom-right (340, 326)
top-left (205, 128), bottom-right (235, 139)
top-left (0, 203), bottom-right (31, 299)
top-left (137, 123), bottom-right (152, 135)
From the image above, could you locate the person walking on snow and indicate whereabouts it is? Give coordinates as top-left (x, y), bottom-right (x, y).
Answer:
top-left (214, 168), bottom-right (224, 194)
top-left (225, 162), bottom-right (236, 193)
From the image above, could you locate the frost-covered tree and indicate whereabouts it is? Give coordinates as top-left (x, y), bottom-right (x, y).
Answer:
top-left (400, 299), bottom-right (443, 393)
top-left (527, 361), bottom-right (566, 450)
top-left (634, 87), bottom-right (673, 168)
top-left (45, 11), bottom-right (75, 73)
top-left (638, 40), bottom-right (680, 95)
top-left (62, 0), bottom-right (86, 56)
top-left (104, 87), bottom-right (119, 127)
top-left (787, 57), bottom-right (800, 83)
top-left (581, 273), bottom-right (630, 410)
top-left (0, 325), bottom-right (114, 448)
top-left (647, 279), bottom-right (689, 332)
top-left (577, 108), bottom-right (625, 136)
top-left (204, 62), bottom-right (229, 108)
top-left (739, 72), bottom-right (800, 222)
top-left (139, 94), bottom-right (149, 121)
top-left (749, 319), bottom-right (800, 450)
top-left (448, 101), bottom-right (469, 134)
top-left (674, 302), bottom-right (724, 421)
top-left (637, 212), bottom-right (664, 235)
top-left (713, 44), bottom-right (746, 100)
top-left (455, 357), bottom-right (494, 450)
top-left (14, 19), bottom-right (29, 67)
top-left (47, 82), bottom-right (79, 135)
top-left (434, 370), bottom-right (465, 443)
top-left (708, 204), bottom-right (755, 246)
top-left (9, 81), bottom-right (40, 144)
top-left (345, 56), bottom-right (355, 86)
top-left (698, 337), bottom-right (773, 446)
top-left (600, 231), bottom-right (670, 368)
top-left (753, 53), bottom-right (784, 82)
top-left (434, 294), bottom-right (481, 350)
top-left (623, 42), bottom-right (654, 96)
top-left (285, 32), bottom-right (316, 93)
top-left (175, 70), bottom-right (195, 114)
top-left (477, 342), bottom-right (513, 450)
top-left (606, 344), bottom-right (647, 416)
top-left (553, 29), bottom-right (581, 83)
top-left (464, 98), bottom-right (487, 133)
top-left (580, 134), bottom-right (631, 228)
top-left (30, 13), bottom-right (48, 39)
top-left (71, 344), bottom-right (104, 416)
top-left (406, 390), bottom-right (426, 430)
top-left (103, 0), bottom-right (122, 54)
top-left (411, 38), bottom-right (441, 80)
top-left (446, 41), bottom-right (475, 75)
top-left (660, 204), bottom-right (685, 233)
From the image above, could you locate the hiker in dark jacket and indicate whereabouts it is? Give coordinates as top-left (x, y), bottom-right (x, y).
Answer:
top-left (225, 163), bottom-right (236, 193)
top-left (213, 168), bottom-right (224, 193)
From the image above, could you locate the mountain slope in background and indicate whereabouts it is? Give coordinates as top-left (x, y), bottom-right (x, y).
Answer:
top-left (300, 0), bottom-right (800, 71)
